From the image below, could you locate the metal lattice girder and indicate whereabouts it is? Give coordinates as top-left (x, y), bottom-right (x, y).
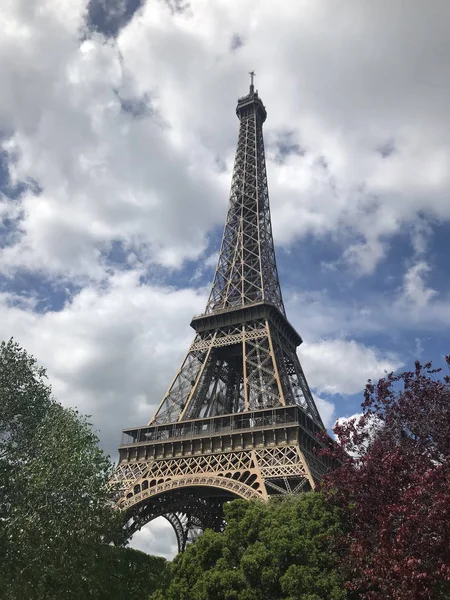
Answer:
top-left (151, 316), bottom-right (323, 428)
top-left (205, 92), bottom-right (285, 316)
top-left (149, 84), bottom-right (323, 428)
top-left (114, 81), bottom-right (333, 552)
top-left (118, 443), bottom-right (317, 511)
top-left (127, 493), bottom-right (228, 553)
top-left (163, 512), bottom-right (208, 553)
top-left (117, 406), bottom-right (333, 550)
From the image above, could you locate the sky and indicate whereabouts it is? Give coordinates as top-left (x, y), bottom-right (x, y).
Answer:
top-left (2, 0), bottom-right (450, 559)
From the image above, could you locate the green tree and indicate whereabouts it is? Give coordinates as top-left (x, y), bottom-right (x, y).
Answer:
top-left (154, 493), bottom-right (348, 600)
top-left (94, 545), bottom-right (170, 599)
top-left (0, 338), bottom-right (154, 599)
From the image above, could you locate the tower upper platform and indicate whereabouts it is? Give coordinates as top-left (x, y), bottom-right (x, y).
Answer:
top-left (236, 89), bottom-right (267, 122)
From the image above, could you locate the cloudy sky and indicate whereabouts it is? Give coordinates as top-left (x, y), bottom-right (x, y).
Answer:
top-left (2, 0), bottom-right (450, 558)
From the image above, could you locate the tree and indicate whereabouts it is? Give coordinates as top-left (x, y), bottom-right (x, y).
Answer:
top-left (0, 339), bottom-right (124, 598)
top-left (320, 358), bottom-right (450, 600)
top-left (94, 545), bottom-right (170, 599)
top-left (153, 492), bottom-right (349, 600)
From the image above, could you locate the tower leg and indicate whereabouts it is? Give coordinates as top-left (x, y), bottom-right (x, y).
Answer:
top-left (163, 512), bottom-right (213, 553)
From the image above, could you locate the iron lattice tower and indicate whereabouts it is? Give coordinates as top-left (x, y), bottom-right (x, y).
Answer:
top-left (112, 77), bottom-right (332, 552)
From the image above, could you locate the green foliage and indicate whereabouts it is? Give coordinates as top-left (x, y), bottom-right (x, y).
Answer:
top-left (94, 545), bottom-right (170, 599)
top-left (154, 493), bottom-right (348, 600)
top-left (0, 338), bottom-right (165, 599)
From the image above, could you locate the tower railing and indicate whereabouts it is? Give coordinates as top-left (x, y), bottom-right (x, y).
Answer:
top-left (120, 404), bottom-right (322, 447)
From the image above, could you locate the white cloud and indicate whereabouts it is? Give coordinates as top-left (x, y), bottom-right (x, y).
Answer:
top-left (286, 285), bottom-right (450, 342)
top-left (313, 393), bottom-right (335, 429)
top-left (400, 261), bottom-right (438, 310)
top-left (2, 0), bottom-right (450, 279)
top-left (335, 412), bottom-right (384, 457)
top-left (1, 1), bottom-right (227, 281)
top-left (128, 517), bottom-right (178, 560)
top-left (0, 271), bottom-right (206, 458)
top-left (203, 251), bottom-right (219, 269)
top-left (335, 413), bottom-right (363, 428)
top-left (299, 339), bottom-right (403, 395)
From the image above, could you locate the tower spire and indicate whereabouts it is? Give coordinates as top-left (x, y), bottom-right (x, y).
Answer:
top-left (205, 77), bottom-right (282, 316)
top-left (249, 70), bottom-right (255, 94)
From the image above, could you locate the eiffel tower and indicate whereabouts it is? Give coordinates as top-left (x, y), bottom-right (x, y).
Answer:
top-left (112, 74), bottom-right (332, 552)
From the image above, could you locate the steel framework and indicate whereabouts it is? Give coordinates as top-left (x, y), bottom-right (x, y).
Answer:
top-left (113, 77), bottom-right (332, 552)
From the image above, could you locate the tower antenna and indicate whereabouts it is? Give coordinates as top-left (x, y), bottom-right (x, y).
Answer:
top-left (249, 70), bottom-right (255, 94)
